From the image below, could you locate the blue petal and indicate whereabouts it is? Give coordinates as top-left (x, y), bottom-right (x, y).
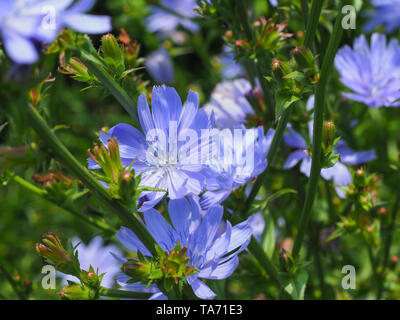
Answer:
top-left (187, 277), bottom-right (216, 300)
top-left (138, 93), bottom-right (155, 134)
top-left (284, 126), bottom-right (307, 149)
top-left (198, 256), bottom-right (239, 280)
top-left (63, 13), bottom-right (112, 34)
top-left (3, 32), bottom-right (38, 64)
top-left (283, 150), bottom-right (308, 169)
top-left (143, 209), bottom-right (175, 250)
top-left (116, 226), bottom-right (152, 257)
top-left (336, 141), bottom-right (376, 165)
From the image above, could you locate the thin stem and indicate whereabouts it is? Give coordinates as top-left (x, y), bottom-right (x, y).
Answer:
top-left (9, 174), bottom-right (116, 235)
top-left (247, 237), bottom-right (281, 288)
top-left (325, 180), bottom-right (335, 223)
top-left (300, 0), bottom-right (309, 26)
top-left (0, 260), bottom-right (27, 300)
top-left (99, 287), bottom-right (152, 299)
top-left (377, 191), bottom-right (400, 299)
top-left (26, 104), bottom-right (158, 257)
top-left (292, 6), bottom-right (345, 258)
top-left (303, 0), bottom-right (323, 50)
top-left (244, 106), bottom-right (292, 214)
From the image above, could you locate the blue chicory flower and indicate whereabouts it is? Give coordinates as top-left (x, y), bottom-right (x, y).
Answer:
top-left (145, 48), bottom-right (175, 84)
top-left (283, 96), bottom-right (376, 197)
top-left (145, 0), bottom-right (199, 35)
top-left (115, 196), bottom-right (254, 300)
top-left (200, 127), bottom-right (275, 209)
top-left (364, 0), bottom-right (400, 32)
top-left (204, 79), bottom-right (255, 128)
top-left (334, 33), bottom-right (400, 108)
top-left (59, 236), bottom-right (122, 288)
top-left (0, 0), bottom-right (111, 64)
top-left (91, 86), bottom-right (214, 211)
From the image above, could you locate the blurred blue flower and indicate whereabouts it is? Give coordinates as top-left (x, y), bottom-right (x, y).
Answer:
top-left (115, 196), bottom-right (254, 299)
top-left (59, 236), bottom-right (122, 288)
top-left (219, 46), bottom-right (244, 79)
top-left (269, 0), bottom-right (278, 6)
top-left (93, 86), bottom-right (214, 211)
top-left (145, 48), bottom-right (175, 84)
top-left (364, 0), bottom-right (400, 32)
top-left (146, 0), bottom-right (199, 35)
top-left (200, 127), bottom-right (275, 209)
top-left (335, 33), bottom-right (400, 108)
top-left (0, 0), bottom-right (111, 64)
top-left (204, 79), bottom-right (255, 128)
top-left (283, 97), bottom-right (376, 197)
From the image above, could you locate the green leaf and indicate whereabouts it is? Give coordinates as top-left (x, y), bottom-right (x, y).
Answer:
top-left (261, 212), bottom-right (276, 259)
top-left (0, 122), bottom-right (8, 135)
top-left (279, 270), bottom-right (308, 300)
top-left (276, 91), bottom-right (300, 119)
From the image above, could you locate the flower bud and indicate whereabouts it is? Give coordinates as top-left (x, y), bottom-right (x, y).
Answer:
top-left (60, 285), bottom-right (95, 300)
top-left (322, 121), bottom-right (336, 148)
top-left (36, 233), bottom-right (71, 268)
top-left (102, 34), bottom-right (123, 62)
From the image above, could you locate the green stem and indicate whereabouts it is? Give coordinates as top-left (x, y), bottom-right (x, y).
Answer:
top-left (99, 287), bottom-right (152, 299)
top-left (26, 104), bottom-right (158, 257)
top-left (80, 51), bottom-right (140, 127)
top-left (9, 174), bottom-right (116, 235)
top-left (0, 260), bottom-right (27, 300)
top-left (377, 191), bottom-right (400, 299)
top-left (248, 237), bottom-right (281, 288)
top-left (300, 0), bottom-right (309, 26)
top-left (244, 106), bottom-right (292, 213)
top-left (303, 0), bottom-right (323, 50)
top-left (292, 6), bottom-right (344, 258)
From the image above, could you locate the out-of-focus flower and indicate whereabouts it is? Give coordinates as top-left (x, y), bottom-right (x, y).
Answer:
top-left (115, 196), bottom-right (254, 299)
top-left (204, 79), bottom-right (255, 128)
top-left (283, 96), bottom-right (376, 198)
top-left (145, 48), bottom-right (175, 84)
top-left (146, 0), bottom-right (199, 35)
top-left (218, 46), bottom-right (244, 79)
top-left (0, 0), bottom-right (111, 64)
top-left (96, 86), bottom-right (214, 211)
top-left (59, 236), bottom-right (122, 288)
top-left (269, 0), bottom-right (278, 6)
top-left (200, 127), bottom-right (274, 209)
top-left (365, 0), bottom-right (400, 32)
top-left (335, 33), bottom-right (400, 108)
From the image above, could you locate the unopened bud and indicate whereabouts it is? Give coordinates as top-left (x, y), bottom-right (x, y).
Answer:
top-left (60, 285), bottom-right (93, 300)
top-left (102, 34), bottom-right (122, 61)
top-left (379, 207), bottom-right (387, 215)
top-left (36, 233), bottom-right (71, 269)
top-left (322, 121), bottom-right (336, 148)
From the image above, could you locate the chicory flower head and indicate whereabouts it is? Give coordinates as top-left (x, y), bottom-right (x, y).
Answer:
top-left (145, 48), bottom-right (175, 84)
top-left (335, 33), bottom-right (400, 108)
top-left (95, 86), bottom-right (214, 211)
top-left (146, 0), bottom-right (199, 35)
top-left (204, 79), bottom-right (255, 128)
top-left (364, 0), bottom-right (400, 32)
top-left (283, 97), bottom-right (376, 197)
top-left (59, 236), bottom-right (122, 288)
top-left (0, 0), bottom-right (111, 64)
top-left (115, 196), bottom-right (254, 299)
top-left (200, 127), bottom-right (275, 210)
